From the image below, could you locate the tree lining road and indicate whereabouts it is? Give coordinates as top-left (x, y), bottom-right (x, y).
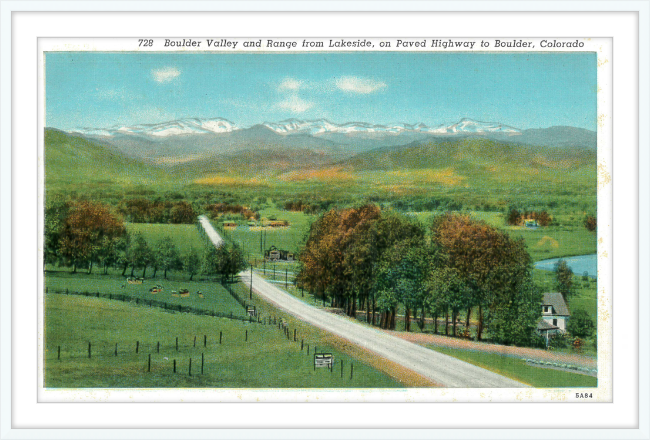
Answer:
top-left (198, 216), bottom-right (529, 388)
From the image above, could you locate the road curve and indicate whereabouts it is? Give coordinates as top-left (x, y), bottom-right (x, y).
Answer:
top-left (197, 215), bottom-right (528, 388)
top-left (241, 270), bottom-right (527, 388)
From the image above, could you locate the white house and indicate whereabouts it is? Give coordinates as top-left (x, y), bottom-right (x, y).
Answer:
top-left (538, 292), bottom-right (571, 344)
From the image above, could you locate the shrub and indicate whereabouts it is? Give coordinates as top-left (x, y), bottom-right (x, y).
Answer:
top-left (567, 309), bottom-right (595, 338)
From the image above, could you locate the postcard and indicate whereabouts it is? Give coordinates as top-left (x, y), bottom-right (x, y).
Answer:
top-left (38, 36), bottom-right (612, 402)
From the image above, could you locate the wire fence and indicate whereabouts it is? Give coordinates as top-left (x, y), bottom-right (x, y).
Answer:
top-left (46, 287), bottom-right (263, 325)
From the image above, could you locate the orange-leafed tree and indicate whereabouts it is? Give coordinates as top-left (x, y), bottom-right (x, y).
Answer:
top-left (58, 201), bottom-right (126, 273)
top-left (430, 213), bottom-right (532, 340)
top-left (297, 204), bottom-right (381, 316)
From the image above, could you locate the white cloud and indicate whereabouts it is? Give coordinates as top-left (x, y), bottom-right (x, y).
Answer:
top-left (335, 76), bottom-right (386, 94)
top-left (152, 67), bottom-right (181, 83)
top-left (278, 77), bottom-right (304, 92)
top-left (276, 95), bottom-right (314, 113)
top-left (97, 88), bottom-right (127, 100)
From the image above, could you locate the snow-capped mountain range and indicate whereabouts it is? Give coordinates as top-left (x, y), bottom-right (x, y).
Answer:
top-left (60, 117), bottom-right (594, 161)
top-left (68, 117), bottom-right (521, 139)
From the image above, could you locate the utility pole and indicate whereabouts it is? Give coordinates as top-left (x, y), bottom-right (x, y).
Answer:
top-left (250, 264), bottom-right (253, 300)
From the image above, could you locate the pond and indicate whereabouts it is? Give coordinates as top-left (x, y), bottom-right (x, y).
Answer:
top-left (534, 254), bottom-right (597, 278)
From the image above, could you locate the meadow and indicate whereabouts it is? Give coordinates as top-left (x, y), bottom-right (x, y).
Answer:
top-left (45, 294), bottom-right (404, 388)
top-left (125, 222), bottom-right (209, 254)
top-left (430, 346), bottom-right (597, 388)
top-left (45, 271), bottom-right (247, 318)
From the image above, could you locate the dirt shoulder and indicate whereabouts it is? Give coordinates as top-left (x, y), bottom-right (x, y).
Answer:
top-left (387, 331), bottom-right (597, 369)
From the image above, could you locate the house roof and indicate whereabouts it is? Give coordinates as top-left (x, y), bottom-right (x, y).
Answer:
top-left (541, 292), bottom-right (570, 316)
top-left (537, 319), bottom-right (559, 331)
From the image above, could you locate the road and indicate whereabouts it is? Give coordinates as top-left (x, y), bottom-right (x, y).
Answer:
top-left (198, 215), bottom-right (224, 247)
top-left (198, 216), bottom-right (528, 388)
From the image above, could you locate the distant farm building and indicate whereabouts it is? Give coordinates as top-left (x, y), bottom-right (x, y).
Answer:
top-left (523, 219), bottom-right (539, 229)
top-left (264, 245), bottom-right (295, 261)
top-left (261, 219), bottom-right (290, 228)
top-left (222, 221), bottom-right (237, 228)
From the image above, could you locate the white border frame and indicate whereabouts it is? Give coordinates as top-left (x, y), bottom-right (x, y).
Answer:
top-left (1, 2), bottom-right (648, 439)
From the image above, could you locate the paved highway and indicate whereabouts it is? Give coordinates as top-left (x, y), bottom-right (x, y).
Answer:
top-left (199, 216), bottom-right (528, 388)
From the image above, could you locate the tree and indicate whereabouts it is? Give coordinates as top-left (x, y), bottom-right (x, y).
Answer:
top-left (202, 243), bottom-right (247, 282)
top-left (155, 236), bottom-right (181, 279)
top-left (170, 201), bottom-right (197, 224)
top-left (554, 259), bottom-right (574, 300)
top-left (506, 208), bottom-right (521, 226)
top-left (182, 247), bottom-right (201, 280)
top-left (487, 281), bottom-right (544, 347)
top-left (430, 213), bottom-right (532, 341)
top-left (535, 211), bottom-right (552, 227)
top-left (584, 215), bottom-right (597, 232)
top-left (57, 201), bottom-right (126, 273)
top-left (128, 233), bottom-right (153, 278)
top-left (567, 310), bottom-right (595, 337)
top-left (426, 267), bottom-right (472, 336)
top-left (44, 198), bottom-right (72, 267)
top-left (223, 244), bottom-right (247, 282)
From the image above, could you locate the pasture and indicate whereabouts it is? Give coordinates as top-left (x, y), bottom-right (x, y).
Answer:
top-left (45, 271), bottom-right (247, 318)
top-left (44, 294), bottom-right (404, 388)
top-left (125, 222), bottom-right (209, 254)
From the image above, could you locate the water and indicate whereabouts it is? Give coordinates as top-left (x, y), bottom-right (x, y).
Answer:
top-left (534, 254), bottom-right (597, 278)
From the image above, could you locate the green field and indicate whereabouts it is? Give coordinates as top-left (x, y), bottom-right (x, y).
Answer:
top-left (44, 293), bottom-right (403, 388)
top-left (125, 222), bottom-right (209, 254)
top-left (431, 346), bottom-right (597, 388)
top-left (45, 271), bottom-right (247, 318)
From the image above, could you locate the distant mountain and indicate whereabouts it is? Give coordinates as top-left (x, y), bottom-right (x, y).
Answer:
top-left (55, 117), bottom-right (596, 162)
top-left (515, 126), bottom-right (597, 149)
top-left (69, 117), bottom-right (239, 138)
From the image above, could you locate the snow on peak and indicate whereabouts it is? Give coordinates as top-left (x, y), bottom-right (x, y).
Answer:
top-left (428, 118), bottom-right (520, 134)
top-left (69, 118), bottom-right (239, 138)
top-left (67, 117), bottom-right (521, 138)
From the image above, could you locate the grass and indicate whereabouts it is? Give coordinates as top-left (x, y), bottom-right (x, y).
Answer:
top-left (430, 346), bottom-right (597, 388)
top-left (216, 207), bottom-right (314, 261)
top-left (44, 294), bottom-right (404, 388)
top-left (508, 226), bottom-right (597, 262)
top-left (125, 222), bottom-right (209, 254)
top-left (45, 271), bottom-right (247, 318)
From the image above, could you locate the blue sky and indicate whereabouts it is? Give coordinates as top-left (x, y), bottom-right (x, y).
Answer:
top-left (46, 51), bottom-right (597, 131)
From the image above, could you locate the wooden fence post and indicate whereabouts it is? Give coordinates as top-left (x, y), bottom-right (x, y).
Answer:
top-left (294, 329), bottom-right (296, 341)
top-left (194, 336), bottom-right (196, 348)
top-left (204, 335), bottom-right (207, 348)
top-left (350, 363), bottom-right (354, 380)
top-left (219, 331), bottom-right (222, 344)
top-left (341, 360), bottom-right (343, 378)
top-left (173, 359), bottom-right (176, 373)
top-left (88, 342), bottom-right (91, 358)
top-left (189, 358), bottom-right (192, 376)
top-left (115, 343), bottom-right (118, 356)
top-left (301, 339), bottom-right (303, 351)
top-left (245, 330), bottom-right (248, 342)
top-left (136, 341), bottom-right (139, 353)
top-left (176, 337), bottom-right (179, 351)
top-left (201, 353), bottom-right (204, 375)
top-left (58, 346), bottom-right (60, 360)
top-left (148, 354), bottom-right (151, 372)
top-left (157, 342), bottom-right (160, 353)
top-left (307, 344), bottom-right (309, 355)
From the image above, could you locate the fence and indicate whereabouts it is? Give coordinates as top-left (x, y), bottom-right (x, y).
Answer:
top-left (46, 287), bottom-right (262, 325)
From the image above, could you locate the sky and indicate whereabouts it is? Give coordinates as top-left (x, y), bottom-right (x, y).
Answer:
top-left (45, 51), bottom-right (597, 131)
